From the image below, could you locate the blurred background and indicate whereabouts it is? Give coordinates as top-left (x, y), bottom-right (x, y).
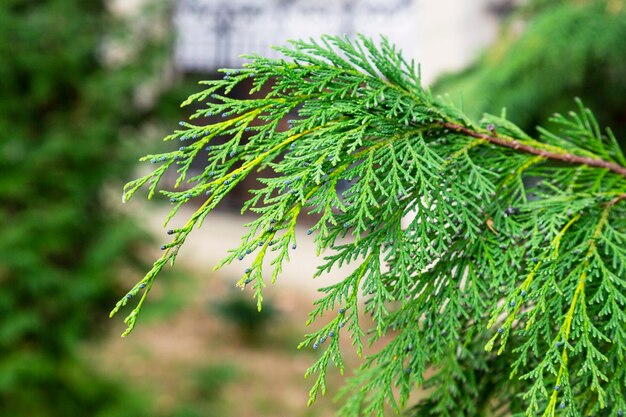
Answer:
top-left (1, 1), bottom-right (624, 416)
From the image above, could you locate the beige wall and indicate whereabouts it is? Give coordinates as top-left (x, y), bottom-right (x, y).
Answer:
top-left (173, 0), bottom-right (501, 84)
top-left (416, 0), bottom-right (500, 83)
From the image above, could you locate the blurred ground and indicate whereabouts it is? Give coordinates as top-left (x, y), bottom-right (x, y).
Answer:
top-left (85, 203), bottom-right (361, 417)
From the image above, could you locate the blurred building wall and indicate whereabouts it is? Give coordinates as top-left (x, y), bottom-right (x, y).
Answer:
top-left (174, 0), bottom-right (505, 83)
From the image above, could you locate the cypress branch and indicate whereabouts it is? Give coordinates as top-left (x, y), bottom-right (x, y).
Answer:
top-left (114, 35), bottom-right (626, 417)
top-left (441, 121), bottom-right (626, 179)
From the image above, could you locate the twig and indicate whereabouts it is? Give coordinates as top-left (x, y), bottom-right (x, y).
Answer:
top-left (607, 193), bottom-right (626, 208)
top-left (441, 122), bottom-right (626, 180)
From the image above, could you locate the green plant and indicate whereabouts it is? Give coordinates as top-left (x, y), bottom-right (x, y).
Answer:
top-left (167, 363), bottom-right (238, 417)
top-left (434, 0), bottom-right (626, 139)
top-left (0, 1), bottom-right (168, 415)
top-left (116, 35), bottom-right (626, 416)
top-left (213, 290), bottom-right (277, 344)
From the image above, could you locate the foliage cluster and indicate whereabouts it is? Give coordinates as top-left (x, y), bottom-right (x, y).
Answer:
top-left (118, 35), bottom-right (626, 416)
top-left (435, 0), bottom-right (626, 139)
top-left (213, 290), bottom-right (277, 344)
top-left (0, 2), bottom-right (169, 415)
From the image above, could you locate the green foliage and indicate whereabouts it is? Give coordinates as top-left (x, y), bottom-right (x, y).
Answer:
top-left (169, 363), bottom-right (239, 417)
top-left (434, 0), bottom-right (626, 138)
top-left (213, 290), bottom-right (277, 344)
top-left (0, 1), bottom-right (166, 415)
top-left (119, 35), bottom-right (626, 416)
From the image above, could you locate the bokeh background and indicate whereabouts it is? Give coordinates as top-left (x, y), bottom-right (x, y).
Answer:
top-left (1, 1), bottom-right (625, 416)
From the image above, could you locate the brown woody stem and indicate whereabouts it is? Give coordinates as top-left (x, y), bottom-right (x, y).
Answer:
top-left (607, 193), bottom-right (626, 208)
top-left (441, 122), bottom-right (626, 180)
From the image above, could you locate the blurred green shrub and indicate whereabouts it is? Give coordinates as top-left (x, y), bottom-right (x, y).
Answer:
top-left (434, 0), bottom-right (626, 139)
top-left (190, 363), bottom-right (239, 403)
top-left (212, 290), bottom-right (277, 344)
top-left (0, 1), bottom-right (173, 415)
top-left (168, 363), bottom-right (239, 417)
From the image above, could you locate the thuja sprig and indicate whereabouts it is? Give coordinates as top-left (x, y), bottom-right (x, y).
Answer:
top-left (114, 35), bottom-right (626, 416)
